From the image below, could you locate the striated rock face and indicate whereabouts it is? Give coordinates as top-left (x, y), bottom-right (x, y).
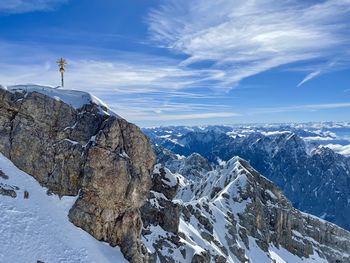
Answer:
top-left (0, 85), bottom-right (156, 262)
top-left (233, 159), bottom-right (350, 263)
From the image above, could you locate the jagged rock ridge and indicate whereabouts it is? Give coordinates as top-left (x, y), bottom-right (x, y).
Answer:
top-left (143, 158), bottom-right (350, 263)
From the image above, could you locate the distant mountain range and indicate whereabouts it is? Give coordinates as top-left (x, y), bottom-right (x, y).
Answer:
top-left (143, 124), bottom-right (350, 231)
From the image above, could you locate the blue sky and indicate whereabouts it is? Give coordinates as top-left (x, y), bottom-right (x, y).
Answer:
top-left (0, 0), bottom-right (349, 127)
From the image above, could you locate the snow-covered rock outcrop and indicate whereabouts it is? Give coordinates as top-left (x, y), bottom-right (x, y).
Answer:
top-left (0, 85), bottom-right (156, 262)
top-left (154, 145), bottom-right (212, 182)
top-left (143, 157), bottom-right (350, 263)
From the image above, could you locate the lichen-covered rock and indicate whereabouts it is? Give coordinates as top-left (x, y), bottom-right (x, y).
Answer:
top-left (0, 86), bottom-right (156, 262)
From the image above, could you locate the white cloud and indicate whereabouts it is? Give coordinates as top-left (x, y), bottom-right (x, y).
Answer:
top-left (148, 0), bottom-right (350, 88)
top-left (297, 70), bottom-right (321, 87)
top-left (324, 144), bottom-right (350, 156)
top-left (0, 44), bottom-right (239, 125)
top-left (117, 112), bottom-right (240, 122)
top-left (0, 38), bottom-right (234, 96)
top-left (253, 102), bottom-right (350, 114)
top-left (1, 1), bottom-right (349, 125)
top-left (105, 96), bottom-right (239, 124)
top-left (0, 58), bottom-right (225, 94)
top-left (0, 0), bottom-right (67, 13)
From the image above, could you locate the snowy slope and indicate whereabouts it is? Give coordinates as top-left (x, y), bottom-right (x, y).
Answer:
top-left (0, 153), bottom-right (127, 263)
top-left (175, 158), bottom-right (327, 263)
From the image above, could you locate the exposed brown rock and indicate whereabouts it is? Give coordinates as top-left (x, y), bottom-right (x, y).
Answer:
top-left (0, 87), bottom-right (156, 262)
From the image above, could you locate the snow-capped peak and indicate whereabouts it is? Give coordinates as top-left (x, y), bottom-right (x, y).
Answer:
top-left (3, 84), bottom-right (119, 117)
top-left (148, 154), bottom-right (350, 262)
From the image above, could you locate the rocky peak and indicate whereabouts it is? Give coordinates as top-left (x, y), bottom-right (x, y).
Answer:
top-left (178, 152), bottom-right (212, 181)
top-left (312, 145), bottom-right (345, 160)
top-left (154, 145), bottom-right (212, 182)
top-left (151, 164), bottom-right (179, 200)
top-left (0, 85), bottom-right (156, 262)
top-left (173, 157), bottom-right (350, 262)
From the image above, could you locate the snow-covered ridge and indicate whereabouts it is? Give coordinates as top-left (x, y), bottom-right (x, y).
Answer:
top-left (1, 84), bottom-right (118, 117)
top-left (145, 154), bottom-right (350, 262)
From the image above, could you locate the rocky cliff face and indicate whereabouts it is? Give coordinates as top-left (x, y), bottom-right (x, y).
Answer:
top-left (144, 157), bottom-right (350, 263)
top-left (0, 85), bottom-right (156, 262)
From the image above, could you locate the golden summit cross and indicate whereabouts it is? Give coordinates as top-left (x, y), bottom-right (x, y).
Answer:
top-left (57, 58), bottom-right (67, 87)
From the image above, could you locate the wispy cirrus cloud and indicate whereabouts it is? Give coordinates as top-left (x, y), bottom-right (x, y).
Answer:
top-left (0, 0), bottom-right (68, 14)
top-left (297, 70), bottom-right (321, 87)
top-left (296, 60), bottom-right (342, 87)
top-left (148, 0), bottom-right (350, 88)
top-left (117, 112), bottom-right (240, 122)
top-left (0, 41), bottom-right (236, 125)
top-left (252, 102), bottom-right (350, 114)
top-left (1, 1), bottom-right (349, 126)
top-left (0, 58), bottom-right (225, 94)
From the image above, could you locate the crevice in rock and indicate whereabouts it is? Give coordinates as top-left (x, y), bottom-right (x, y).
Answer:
top-left (8, 109), bottom-right (19, 160)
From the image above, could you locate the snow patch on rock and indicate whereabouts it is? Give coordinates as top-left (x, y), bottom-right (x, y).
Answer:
top-left (4, 84), bottom-right (119, 117)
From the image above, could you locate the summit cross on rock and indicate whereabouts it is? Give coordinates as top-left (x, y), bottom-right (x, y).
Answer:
top-left (57, 58), bottom-right (67, 87)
